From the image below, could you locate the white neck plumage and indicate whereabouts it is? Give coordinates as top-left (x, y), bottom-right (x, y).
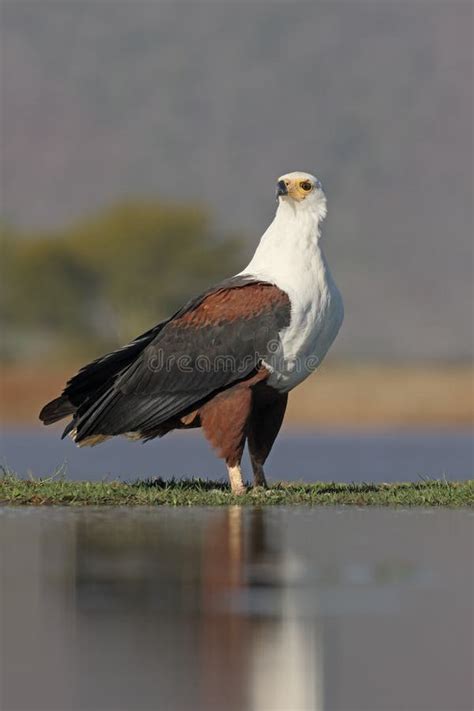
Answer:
top-left (274, 192), bottom-right (328, 228)
top-left (239, 194), bottom-right (330, 295)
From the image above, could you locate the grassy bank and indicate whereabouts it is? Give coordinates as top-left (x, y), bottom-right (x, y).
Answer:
top-left (0, 473), bottom-right (472, 507)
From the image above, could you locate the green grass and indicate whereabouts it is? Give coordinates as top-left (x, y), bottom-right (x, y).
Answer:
top-left (0, 470), bottom-right (472, 507)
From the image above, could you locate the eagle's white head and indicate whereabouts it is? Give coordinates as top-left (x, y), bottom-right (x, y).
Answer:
top-left (239, 169), bottom-right (334, 289)
top-left (276, 171), bottom-right (327, 222)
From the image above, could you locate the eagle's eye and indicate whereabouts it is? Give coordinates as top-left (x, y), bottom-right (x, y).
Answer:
top-left (300, 181), bottom-right (312, 192)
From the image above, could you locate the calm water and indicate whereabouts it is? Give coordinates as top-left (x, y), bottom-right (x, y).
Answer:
top-left (1, 427), bottom-right (472, 483)
top-left (1, 506), bottom-right (472, 711)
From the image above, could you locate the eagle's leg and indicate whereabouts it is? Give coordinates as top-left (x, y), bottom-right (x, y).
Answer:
top-left (199, 384), bottom-right (253, 495)
top-left (248, 387), bottom-right (288, 488)
top-left (227, 464), bottom-right (246, 496)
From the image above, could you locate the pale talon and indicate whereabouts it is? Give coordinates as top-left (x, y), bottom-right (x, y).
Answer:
top-left (232, 485), bottom-right (247, 496)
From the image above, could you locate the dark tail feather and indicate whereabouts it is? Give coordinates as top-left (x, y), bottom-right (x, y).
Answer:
top-left (38, 322), bottom-right (165, 430)
top-left (39, 396), bottom-right (75, 425)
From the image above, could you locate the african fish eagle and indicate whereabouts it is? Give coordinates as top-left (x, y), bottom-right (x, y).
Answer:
top-left (40, 172), bottom-right (344, 494)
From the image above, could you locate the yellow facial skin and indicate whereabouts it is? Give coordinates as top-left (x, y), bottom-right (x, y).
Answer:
top-left (277, 172), bottom-right (316, 202)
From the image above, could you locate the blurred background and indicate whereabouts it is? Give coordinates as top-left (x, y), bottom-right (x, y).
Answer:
top-left (1, 0), bottom-right (472, 480)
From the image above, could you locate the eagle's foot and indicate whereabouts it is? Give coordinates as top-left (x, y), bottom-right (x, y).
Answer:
top-left (250, 460), bottom-right (268, 489)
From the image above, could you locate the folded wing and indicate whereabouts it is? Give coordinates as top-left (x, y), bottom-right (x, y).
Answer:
top-left (39, 276), bottom-right (291, 443)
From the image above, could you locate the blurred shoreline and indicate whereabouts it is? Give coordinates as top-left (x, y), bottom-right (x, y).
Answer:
top-left (1, 363), bottom-right (472, 430)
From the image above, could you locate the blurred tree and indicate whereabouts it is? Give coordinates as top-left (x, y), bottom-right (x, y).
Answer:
top-left (0, 200), bottom-right (242, 361)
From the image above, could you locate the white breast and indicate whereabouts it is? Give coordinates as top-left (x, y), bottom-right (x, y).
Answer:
top-left (272, 268), bottom-right (344, 391)
top-left (238, 198), bottom-right (344, 393)
top-left (258, 241), bottom-right (344, 392)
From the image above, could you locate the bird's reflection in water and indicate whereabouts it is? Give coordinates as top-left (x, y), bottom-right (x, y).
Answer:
top-left (198, 507), bottom-right (321, 711)
top-left (4, 508), bottom-right (468, 710)
top-left (73, 507), bottom-right (321, 711)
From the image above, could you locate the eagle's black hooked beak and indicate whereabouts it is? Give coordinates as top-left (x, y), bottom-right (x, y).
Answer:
top-left (276, 180), bottom-right (288, 198)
